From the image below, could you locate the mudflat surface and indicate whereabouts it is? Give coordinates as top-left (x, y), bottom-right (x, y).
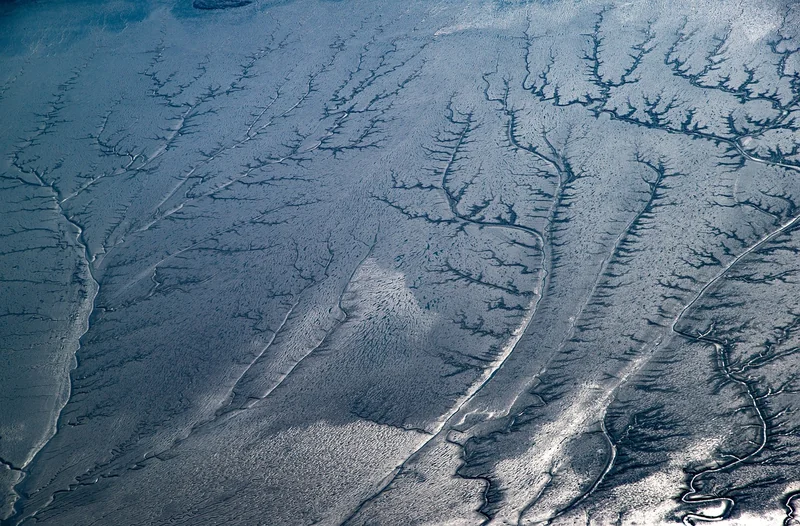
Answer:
top-left (2, 0), bottom-right (800, 524)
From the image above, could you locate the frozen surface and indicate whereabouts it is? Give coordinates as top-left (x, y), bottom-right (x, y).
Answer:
top-left (1, 0), bottom-right (800, 524)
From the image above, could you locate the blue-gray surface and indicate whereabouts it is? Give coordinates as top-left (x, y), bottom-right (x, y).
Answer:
top-left (2, 0), bottom-right (800, 524)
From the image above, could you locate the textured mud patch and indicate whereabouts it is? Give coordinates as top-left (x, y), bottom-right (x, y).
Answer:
top-left (2, 0), bottom-right (800, 524)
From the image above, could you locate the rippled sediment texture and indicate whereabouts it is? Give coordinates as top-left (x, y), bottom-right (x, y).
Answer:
top-left (2, 0), bottom-right (800, 524)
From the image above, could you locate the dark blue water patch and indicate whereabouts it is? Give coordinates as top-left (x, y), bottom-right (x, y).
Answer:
top-left (193, 0), bottom-right (253, 9)
top-left (0, 0), bottom-right (149, 56)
